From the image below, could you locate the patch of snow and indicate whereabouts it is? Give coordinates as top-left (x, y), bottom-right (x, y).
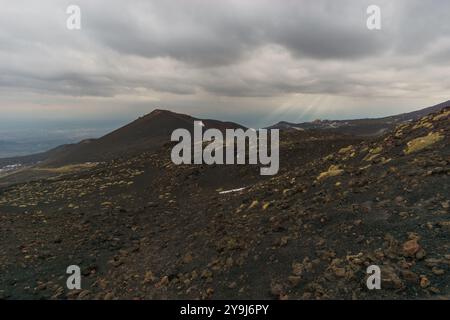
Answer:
top-left (219, 187), bottom-right (247, 194)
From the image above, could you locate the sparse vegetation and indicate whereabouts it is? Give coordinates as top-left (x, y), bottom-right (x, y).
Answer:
top-left (404, 132), bottom-right (444, 154)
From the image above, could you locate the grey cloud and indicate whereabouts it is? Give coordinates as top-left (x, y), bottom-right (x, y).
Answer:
top-left (0, 0), bottom-right (449, 104)
top-left (84, 0), bottom-right (390, 66)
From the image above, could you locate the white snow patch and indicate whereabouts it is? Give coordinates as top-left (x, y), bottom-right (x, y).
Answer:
top-left (219, 187), bottom-right (247, 194)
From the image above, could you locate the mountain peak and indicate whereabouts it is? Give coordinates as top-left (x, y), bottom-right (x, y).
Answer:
top-left (149, 109), bottom-right (174, 115)
top-left (142, 109), bottom-right (193, 122)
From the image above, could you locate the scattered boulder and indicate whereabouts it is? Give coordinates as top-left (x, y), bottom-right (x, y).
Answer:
top-left (317, 165), bottom-right (344, 181)
top-left (402, 239), bottom-right (421, 257)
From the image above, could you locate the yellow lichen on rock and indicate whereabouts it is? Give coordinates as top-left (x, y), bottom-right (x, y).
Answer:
top-left (262, 202), bottom-right (271, 210)
top-left (369, 146), bottom-right (383, 154)
top-left (404, 132), bottom-right (444, 154)
top-left (338, 145), bottom-right (356, 160)
top-left (412, 121), bottom-right (433, 130)
top-left (338, 145), bottom-right (353, 154)
top-left (317, 165), bottom-right (344, 180)
top-left (248, 200), bottom-right (259, 209)
top-left (433, 110), bottom-right (450, 121)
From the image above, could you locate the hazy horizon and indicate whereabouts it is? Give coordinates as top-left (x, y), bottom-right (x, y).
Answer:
top-left (1, 98), bottom-right (448, 158)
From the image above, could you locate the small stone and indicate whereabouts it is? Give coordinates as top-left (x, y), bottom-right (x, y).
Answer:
top-left (415, 249), bottom-right (426, 260)
top-left (143, 271), bottom-right (155, 284)
top-left (248, 200), bottom-right (259, 210)
top-left (201, 269), bottom-right (212, 279)
top-left (280, 236), bottom-right (289, 247)
top-left (270, 282), bottom-right (283, 297)
top-left (401, 270), bottom-right (419, 284)
top-left (292, 262), bottom-right (303, 276)
top-left (420, 276), bottom-right (430, 288)
top-left (428, 287), bottom-right (440, 294)
top-left (104, 292), bottom-right (115, 300)
top-left (403, 239), bottom-right (420, 257)
top-left (399, 212), bottom-right (409, 218)
top-left (77, 290), bottom-right (90, 299)
top-left (432, 268), bottom-right (445, 276)
top-left (334, 267), bottom-right (346, 278)
top-left (424, 258), bottom-right (443, 268)
top-left (183, 253), bottom-right (193, 264)
top-left (382, 267), bottom-right (403, 289)
top-left (155, 276), bottom-right (169, 288)
top-left (288, 276), bottom-right (302, 286)
top-left (36, 283), bottom-right (47, 291)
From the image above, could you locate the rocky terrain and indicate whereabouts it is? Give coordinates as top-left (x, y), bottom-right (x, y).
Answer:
top-left (0, 107), bottom-right (449, 300)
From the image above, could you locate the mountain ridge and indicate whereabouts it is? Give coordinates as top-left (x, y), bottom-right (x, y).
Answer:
top-left (0, 100), bottom-right (448, 171)
top-left (267, 100), bottom-right (450, 136)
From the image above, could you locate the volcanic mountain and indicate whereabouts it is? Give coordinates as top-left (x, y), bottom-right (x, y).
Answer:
top-left (2, 109), bottom-right (245, 169)
top-left (0, 110), bottom-right (247, 187)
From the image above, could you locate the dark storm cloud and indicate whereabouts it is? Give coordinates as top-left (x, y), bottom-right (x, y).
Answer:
top-left (84, 0), bottom-right (388, 66)
top-left (84, 1), bottom-right (254, 67)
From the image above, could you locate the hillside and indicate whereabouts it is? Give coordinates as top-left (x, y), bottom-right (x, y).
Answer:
top-left (0, 110), bottom-right (246, 186)
top-left (40, 110), bottom-right (245, 167)
top-left (0, 107), bottom-right (448, 300)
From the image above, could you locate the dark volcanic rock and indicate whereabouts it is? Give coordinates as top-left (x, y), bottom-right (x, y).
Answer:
top-left (0, 107), bottom-right (449, 300)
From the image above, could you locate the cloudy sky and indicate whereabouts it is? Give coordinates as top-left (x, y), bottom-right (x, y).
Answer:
top-left (1, 0), bottom-right (449, 130)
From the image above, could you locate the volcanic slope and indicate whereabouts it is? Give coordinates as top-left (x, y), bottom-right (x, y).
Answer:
top-left (0, 108), bottom-right (448, 299)
top-left (41, 109), bottom-right (246, 167)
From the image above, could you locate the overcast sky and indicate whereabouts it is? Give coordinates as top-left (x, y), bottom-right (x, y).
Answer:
top-left (1, 0), bottom-right (449, 128)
